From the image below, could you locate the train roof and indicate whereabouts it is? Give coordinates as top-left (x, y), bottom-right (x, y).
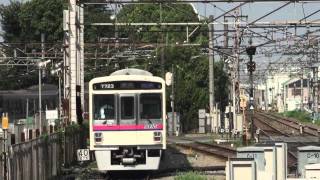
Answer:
top-left (110, 68), bottom-right (153, 76)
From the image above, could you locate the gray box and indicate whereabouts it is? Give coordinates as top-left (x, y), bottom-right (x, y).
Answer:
top-left (298, 146), bottom-right (320, 178)
top-left (237, 146), bottom-right (265, 171)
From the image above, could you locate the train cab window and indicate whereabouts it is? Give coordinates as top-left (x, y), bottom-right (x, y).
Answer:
top-left (139, 94), bottom-right (162, 125)
top-left (93, 95), bottom-right (116, 124)
top-left (120, 96), bottom-right (135, 124)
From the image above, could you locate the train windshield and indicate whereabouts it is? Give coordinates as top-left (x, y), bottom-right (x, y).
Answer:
top-left (139, 93), bottom-right (162, 125)
top-left (93, 94), bottom-right (116, 124)
top-left (120, 96), bottom-right (136, 125)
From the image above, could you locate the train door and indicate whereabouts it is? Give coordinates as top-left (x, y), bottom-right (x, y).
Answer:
top-left (119, 94), bottom-right (137, 144)
top-left (119, 94), bottom-right (137, 126)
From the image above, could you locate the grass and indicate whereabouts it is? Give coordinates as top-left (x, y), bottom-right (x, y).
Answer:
top-left (174, 171), bottom-right (210, 180)
top-left (281, 110), bottom-right (311, 122)
top-left (279, 110), bottom-right (320, 126)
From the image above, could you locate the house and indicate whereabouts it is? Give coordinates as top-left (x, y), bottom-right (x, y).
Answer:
top-left (283, 78), bottom-right (310, 111)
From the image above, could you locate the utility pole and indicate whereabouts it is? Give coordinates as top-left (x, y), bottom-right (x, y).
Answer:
top-left (300, 72), bottom-right (304, 110)
top-left (313, 67), bottom-right (319, 122)
top-left (171, 65), bottom-right (175, 136)
top-left (39, 33), bottom-right (45, 134)
top-left (208, 15), bottom-right (215, 133)
top-left (233, 9), bottom-right (241, 132)
top-left (160, 3), bottom-right (165, 78)
top-left (224, 18), bottom-right (229, 132)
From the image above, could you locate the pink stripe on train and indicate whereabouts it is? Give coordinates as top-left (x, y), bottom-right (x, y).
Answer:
top-left (93, 124), bottom-right (163, 131)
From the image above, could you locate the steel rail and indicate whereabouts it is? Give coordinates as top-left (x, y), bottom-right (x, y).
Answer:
top-left (254, 114), bottom-right (290, 137)
top-left (257, 112), bottom-right (318, 136)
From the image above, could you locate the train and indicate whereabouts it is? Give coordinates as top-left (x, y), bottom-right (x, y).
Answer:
top-left (89, 68), bottom-right (166, 171)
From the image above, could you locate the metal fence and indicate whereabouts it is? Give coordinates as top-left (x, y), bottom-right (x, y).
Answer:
top-left (5, 128), bottom-right (83, 180)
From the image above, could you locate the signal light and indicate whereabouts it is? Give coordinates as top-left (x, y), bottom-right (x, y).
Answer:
top-left (247, 61), bottom-right (256, 72)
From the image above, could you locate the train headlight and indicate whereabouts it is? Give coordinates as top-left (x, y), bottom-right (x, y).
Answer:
top-left (153, 131), bottom-right (162, 142)
top-left (94, 132), bottom-right (103, 143)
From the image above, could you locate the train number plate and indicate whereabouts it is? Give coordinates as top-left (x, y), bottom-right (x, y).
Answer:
top-left (77, 149), bottom-right (90, 161)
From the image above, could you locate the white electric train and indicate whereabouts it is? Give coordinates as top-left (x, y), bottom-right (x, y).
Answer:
top-left (89, 69), bottom-right (166, 171)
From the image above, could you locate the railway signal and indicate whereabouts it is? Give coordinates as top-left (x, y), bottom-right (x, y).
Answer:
top-left (246, 40), bottom-right (256, 141)
top-left (247, 61), bottom-right (256, 72)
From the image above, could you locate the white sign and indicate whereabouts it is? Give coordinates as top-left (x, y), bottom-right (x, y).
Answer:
top-left (198, 109), bottom-right (206, 119)
top-left (46, 109), bottom-right (58, 120)
top-left (77, 149), bottom-right (90, 161)
top-left (165, 72), bottom-right (173, 86)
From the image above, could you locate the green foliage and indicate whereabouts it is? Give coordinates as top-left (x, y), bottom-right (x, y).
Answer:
top-left (19, 0), bottom-right (65, 42)
top-left (84, 5), bottom-right (113, 42)
top-left (117, 3), bottom-right (200, 43)
top-left (0, 0), bottom-right (64, 42)
top-left (40, 133), bottom-right (50, 143)
top-left (65, 123), bottom-right (80, 136)
top-left (281, 110), bottom-right (312, 122)
top-left (0, 1), bottom-right (22, 42)
top-left (0, 0), bottom-right (113, 43)
top-left (0, 0), bottom-right (113, 90)
top-left (174, 171), bottom-right (208, 180)
top-left (116, 4), bottom-right (229, 132)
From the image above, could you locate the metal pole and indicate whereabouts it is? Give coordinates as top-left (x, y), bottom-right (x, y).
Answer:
top-left (208, 15), bottom-right (215, 133)
top-left (171, 65), bottom-right (175, 136)
top-left (314, 67), bottom-right (318, 121)
top-left (265, 79), bottom-right (268, 111)
top-left (39, 67), bottom-right (42, 134)
top-left (301, 73), bottom-right (304, 110)
top-left (39, 33), bottom-right (45, 134)
top-left (26, 98), bottom-right (29, 119)
top-left (59, 73), bottom-right (62, 120)
top-left (249, 55), bottom-right (254, 140)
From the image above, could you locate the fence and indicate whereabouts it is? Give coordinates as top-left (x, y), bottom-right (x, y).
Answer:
top-left (3, 126), bottom-right (84, 180)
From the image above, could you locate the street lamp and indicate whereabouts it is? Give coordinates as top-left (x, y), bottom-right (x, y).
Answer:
top-left (246, 40), bottom-right (256, 141)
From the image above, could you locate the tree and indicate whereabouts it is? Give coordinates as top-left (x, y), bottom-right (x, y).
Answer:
top-left (0, 1), bottom-right (23, 42)
top-left (117, 4), bottom-right (229, 132)
top-left (0, 1), bottom-right (113, 89)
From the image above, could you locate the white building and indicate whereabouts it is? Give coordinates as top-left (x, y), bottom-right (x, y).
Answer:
top-left (265, 73), bottom-right (291, 112)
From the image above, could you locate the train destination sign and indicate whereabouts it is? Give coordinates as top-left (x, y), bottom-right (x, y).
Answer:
top-left (93, 81), bottom-right (162, 90)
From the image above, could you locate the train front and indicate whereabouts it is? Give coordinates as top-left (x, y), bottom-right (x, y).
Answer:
top-left (89, 69), bottom-right (166, 171)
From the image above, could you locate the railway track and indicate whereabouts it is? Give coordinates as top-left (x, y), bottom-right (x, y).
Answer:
top-left (256, 112), bottom-right (318, 136)
top-left (174, 140), bottom-right (236, 159)
top-left (253, 114), bottom-right (289, 137)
